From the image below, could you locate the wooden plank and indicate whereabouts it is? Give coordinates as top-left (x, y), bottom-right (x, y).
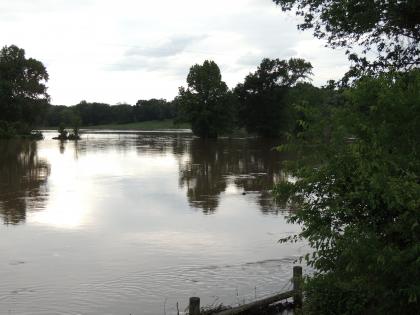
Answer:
top-left (210, 290), bottom-right (295, 315)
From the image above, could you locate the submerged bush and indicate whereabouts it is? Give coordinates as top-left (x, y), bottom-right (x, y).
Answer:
top-left (0, 121), bottom-right (43, 140)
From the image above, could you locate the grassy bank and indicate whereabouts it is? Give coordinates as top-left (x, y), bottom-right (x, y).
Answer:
top-left (84, 119), bottom-right (190, 130)
top-left (44, 119), bottom-right (191, 131)
top-left (42, 120), bottom-right (255, 137)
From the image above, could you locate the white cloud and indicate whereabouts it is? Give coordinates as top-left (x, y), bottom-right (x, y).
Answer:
top-left (0, 0), bottom-right (349, 105)
top-left (124, 35), bottom-right (208, 58)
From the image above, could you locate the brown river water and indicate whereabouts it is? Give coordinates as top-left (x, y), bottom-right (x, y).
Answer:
top-left (0, 131), bottom-right (303, 315)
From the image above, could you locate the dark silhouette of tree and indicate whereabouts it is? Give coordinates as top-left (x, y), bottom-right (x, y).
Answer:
top-left (111, 103), bottom-right (135, 124)
top-left (45, 99), bottom-right (176, 127)
top-left (134, 99), bottom-right (175, 122)
top-left (74, 101), bottom-right (113, 126)
top-left (176, 60), bottom-right (235, 138)
top-left (0, 140), bottom-right (50, 224)
top-left (45, 105), bottom-right (69, 126)
top-left (0, 45), bottom-right (49, 133)
top-left (272, 0), bottom-right (420, 76)
top-left (235, 58), bottom-right (312, 137)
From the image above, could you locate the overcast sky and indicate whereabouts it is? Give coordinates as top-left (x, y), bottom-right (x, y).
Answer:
top-left (0, 0), bottom-right (349, 105)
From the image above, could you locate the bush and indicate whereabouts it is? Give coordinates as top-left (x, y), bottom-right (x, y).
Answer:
top-left (276, 70), bottom-right (420, 314)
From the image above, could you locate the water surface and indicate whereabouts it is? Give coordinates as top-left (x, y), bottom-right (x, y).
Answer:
top-left (0, 132), bottom-right (302, 315)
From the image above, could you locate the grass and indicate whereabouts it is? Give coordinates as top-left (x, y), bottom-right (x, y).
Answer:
top-left (41, 120), bottom-right (254, 137)
top-left (43, 119), bottom-right (191, 131)
top-left (83, 119), bottom-right (190, 130)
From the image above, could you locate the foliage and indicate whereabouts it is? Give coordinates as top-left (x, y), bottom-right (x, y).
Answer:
top-left (45, 99), bottom-right (175, 127)
top-left (71, 114), bottom-right (81, 138)
top-left (54, 118), bottom-right (81, 141)
top-left (80, 119), bottom-right (189, 131)
top-left (234, 58), bottom-right (313, 137)
top-left (285, 82), bottom-right (339, 136)
top-left (0, 121), bottom-right (16, 139)
top-left (135, 99), bottom-right (175, 122)
top-left (74, 101), bottom-right (113, 126)
top-left (272, 0), bottom-right (420, 76)
top-left (45, 105), bottom-right (69, 126)
top-left (0, 120), bottom-right (44, 140)
top-left (29, 130), bottom-right (44, 140)
top-left (275, 70), bottom-right (420, 314)
top-left (57, 123), bottom-right (68, 140)
top-left (111, 103), bottom-right (135, 124)
top-left (176, 60), bottom-right (235, 138)
top-left (0, 45), bottom-right (49, 130)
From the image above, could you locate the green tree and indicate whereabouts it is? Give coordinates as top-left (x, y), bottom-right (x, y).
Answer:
top-left (74, 101), bottom-right (113, 126)
top-left (286, 82), bottom-right (343, 136)
top-left (69, 111), bottom-right (81, 139)
top-left (135, 99), bottom-right (174, 122)
top-left (45, 105), bottom-right (69, 127)
top-left (57, 123), bottom-right (68, 140)
top-left (235, 58), bottom-right (312, 137)
top-left (111, 103), bottom-right (135, 124)
top-left (275, 70), bottom-right (420, 314)
top-left (0, 45), bottom-right (49, 130)
top-left (176, 60), bottom-right (235, 138)
top-left (272, 0), bottom-right (420, 76)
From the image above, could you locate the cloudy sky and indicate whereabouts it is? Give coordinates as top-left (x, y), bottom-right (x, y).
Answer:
top-left (0, 0), bottom-right (349, 105)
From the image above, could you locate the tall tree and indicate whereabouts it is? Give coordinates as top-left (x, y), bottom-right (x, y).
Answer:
top-left (272, 0), bottom-right (420, 76)
top-left (0, 45), bottom-right (49, 128)
top-left (176, 60), bottom-right (235, 138)
top-left (235, 58), bottom-right (312, 137)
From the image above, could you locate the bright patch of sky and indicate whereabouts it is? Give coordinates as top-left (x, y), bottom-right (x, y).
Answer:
top-left (0, 0), bottom-right (349, 105)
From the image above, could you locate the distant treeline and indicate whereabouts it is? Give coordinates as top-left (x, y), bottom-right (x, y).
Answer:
top-left (45, 99), bottom-right (176, 127)
top-left (0, 44), bottom-right (336, 140)
top-left (1, 44), bottom-right (337, 139)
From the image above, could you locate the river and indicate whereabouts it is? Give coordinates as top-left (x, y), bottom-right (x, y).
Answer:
top-left (0, 131), bottom-right (303, 315)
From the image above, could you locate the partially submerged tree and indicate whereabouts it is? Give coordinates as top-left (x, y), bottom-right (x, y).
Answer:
top-left (56, 123), bottom-right (68, 140)
top-left (176, 60), bottom-right (235, 138)
top-left (54, 112), bottom-right (81, 141)
top-left (235, 58), bottom-right (312, 137)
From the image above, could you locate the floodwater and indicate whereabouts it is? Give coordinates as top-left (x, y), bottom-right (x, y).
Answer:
top-left (0, 132), bottom-right (303, 315)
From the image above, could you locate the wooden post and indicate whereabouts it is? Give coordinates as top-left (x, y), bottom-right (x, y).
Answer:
top-left (189, 297), bottom-right (200, 315)
top-left (293, 266), bottom-right (303, 308)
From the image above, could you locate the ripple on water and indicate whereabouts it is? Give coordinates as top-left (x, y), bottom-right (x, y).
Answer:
top-left (43, 257), bottom-right (298, 314)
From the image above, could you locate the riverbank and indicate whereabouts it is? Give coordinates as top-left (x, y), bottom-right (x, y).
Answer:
top-left (43, 119), bottom-right (190, 131)
top-left (41, 120), bottom-right (255, 137)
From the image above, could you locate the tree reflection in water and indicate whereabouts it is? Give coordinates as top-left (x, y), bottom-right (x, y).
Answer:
top-left (0, 140), bottom-right (50, 225)
top-left (178, 138), bottom-right (290, 214)
top-left (0, 135), bottom-right (290, 224)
